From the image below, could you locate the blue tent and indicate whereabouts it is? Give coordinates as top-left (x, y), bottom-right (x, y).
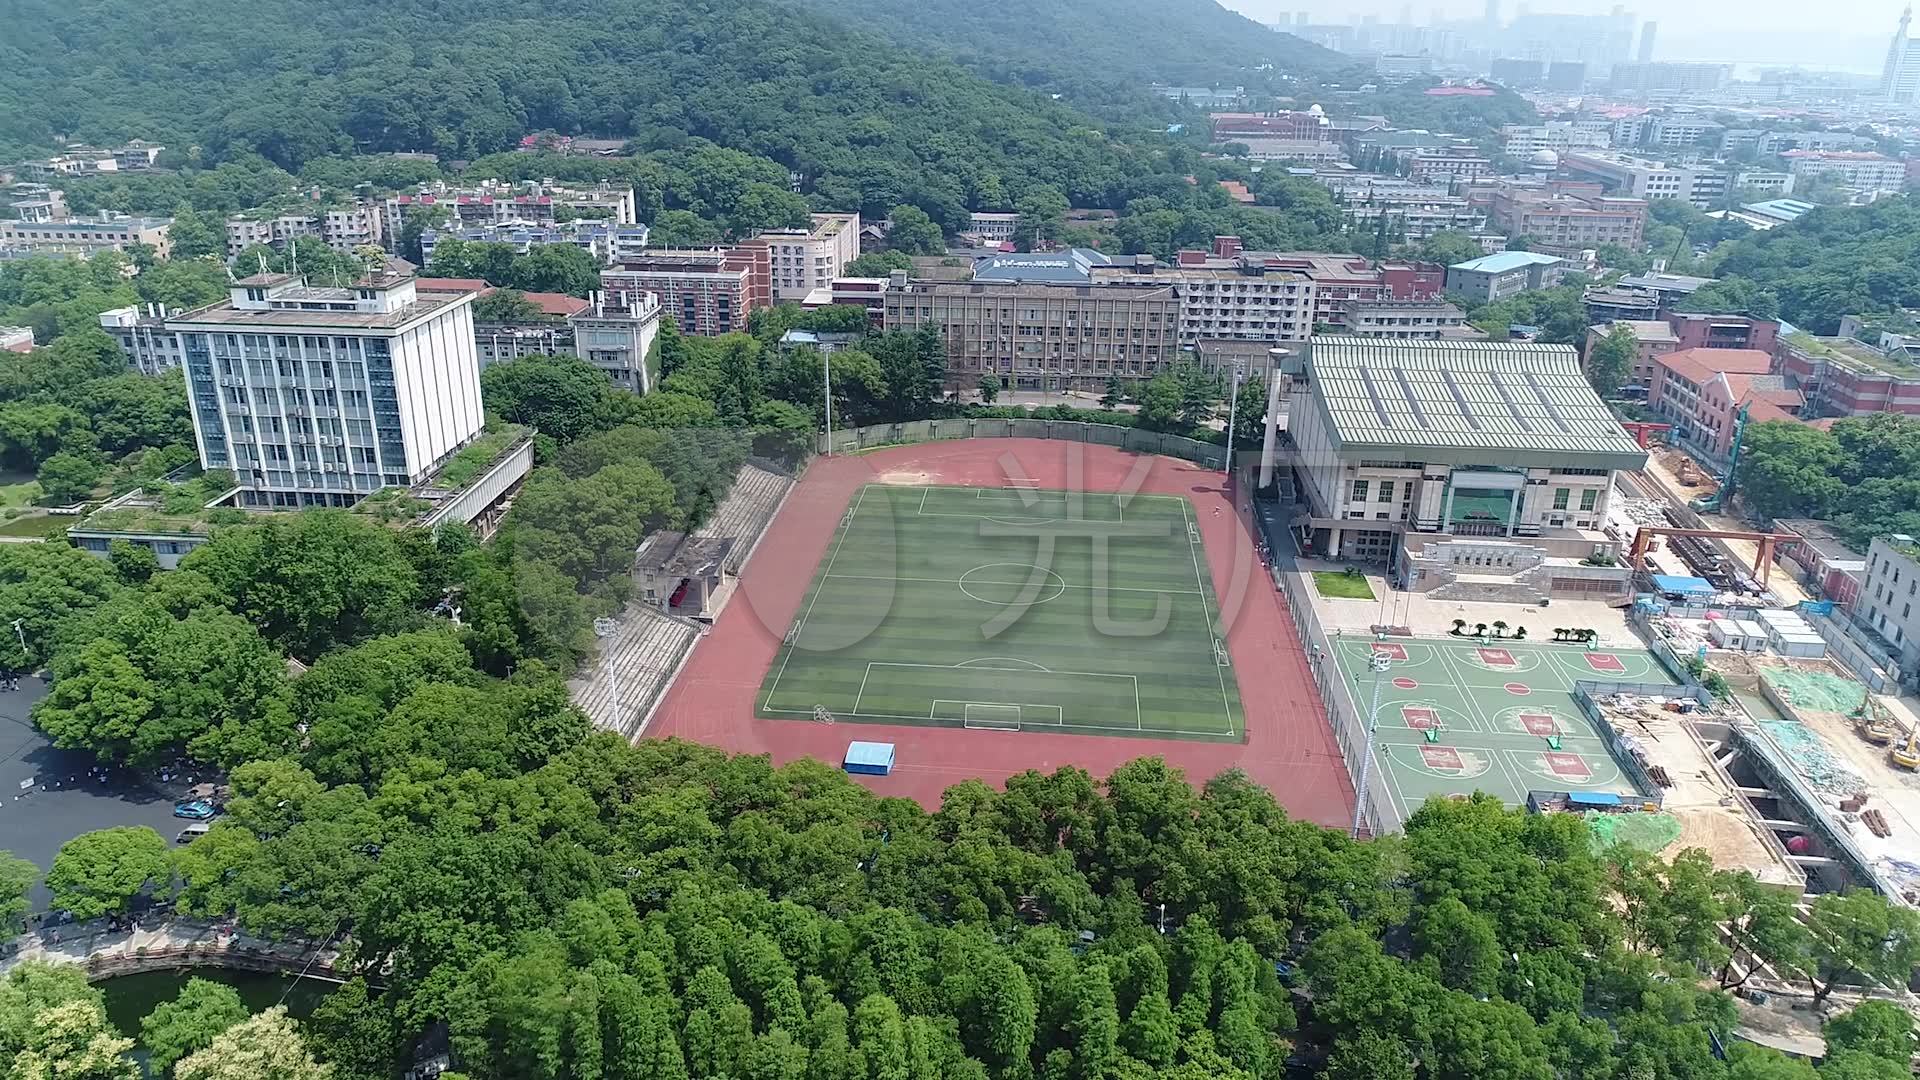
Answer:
top-left (843, 741), bottom-right (896, 776)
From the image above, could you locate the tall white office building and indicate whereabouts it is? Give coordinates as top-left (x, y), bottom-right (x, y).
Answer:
top-left (166, 271), bottom-right (483, 508)
top-left (1885, 7), bottom-right (1920, 103)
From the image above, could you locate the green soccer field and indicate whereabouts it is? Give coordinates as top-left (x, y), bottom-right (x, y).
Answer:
top-left (757, 484), bottom-right (1245, 740)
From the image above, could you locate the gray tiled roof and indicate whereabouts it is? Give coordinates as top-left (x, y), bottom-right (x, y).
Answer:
top-left (1307, 337), bottom-right (1647, 469)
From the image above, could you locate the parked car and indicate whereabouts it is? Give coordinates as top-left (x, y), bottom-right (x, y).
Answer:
top-left (175, 823), bottom-right (211, 844)
top-left (172, 799), bottom-right (217, 819)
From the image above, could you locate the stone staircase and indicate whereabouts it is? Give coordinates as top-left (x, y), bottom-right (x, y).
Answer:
top-left (1429, 572), bottom-right (1550, 606)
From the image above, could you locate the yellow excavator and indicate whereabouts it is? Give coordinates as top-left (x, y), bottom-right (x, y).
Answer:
top-left (1852, 699), bottom-right (1897, 746)
top-left (1893, 726), bottom-right (1920, 771)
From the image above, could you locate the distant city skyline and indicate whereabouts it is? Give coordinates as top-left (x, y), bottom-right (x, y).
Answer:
top-left (1221, 0), bottom-right (1897, 72)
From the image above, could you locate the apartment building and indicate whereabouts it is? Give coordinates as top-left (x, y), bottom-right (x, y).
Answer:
top-left (17, 142), bottom-right (164, 180)
top-left (226, 201), bottom-right (384, 257)
top-left (7, 184), bottom-right (67, 223)
top-left (880, 274), bottom-right (1182, 391)
top-left (0, 215), bottom-right (172, 259)
top-left (1340, 299), bottom-right (1466, 339)
top-left (1238, 139), bottom-right (1348, 163)
top-left (383, 180), bottom-right (638, 237)
top-left (1781, 151), bottom-right (1907, 193)
top-left (1774, 332), bottom-right (1920, 417)
top-left (1646, 348), bottom-right (1799, 461)
top-left (754, 212), bottom-right (860, 302)
top-left (1408, 151), bottom-right (1495, 184)
top-left (1560, 152), bottom-right (1729, 207)
top-left (1473, 182), bottom-right (1646, 256)
top-left (1667, 312), bottom-right (1778, 353)
top-left (1500, 121), bottom-right (1613, 156)
top-left (1644, 117), bottom-right (1723, 149)
top-left (964, 213), bottom-right (1019, 244)
top-left (165, 271), bottom-right (484, 508)
top-left (1445, 251), bottom-right (1568, 304)
top-left (468, 289), bottom-right (660, 391)
top-left (419, 221), bottom-right (649, 266)
top-left (1340, 197), bottom-right (1486, 241)
top-left (599, 247), bottom-right (771, 336)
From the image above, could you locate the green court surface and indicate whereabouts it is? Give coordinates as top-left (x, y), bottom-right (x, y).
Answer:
top-left (1331, 636), bottom-right (1675, 818)
top-left (758, 484), bottom-right (1244, 740)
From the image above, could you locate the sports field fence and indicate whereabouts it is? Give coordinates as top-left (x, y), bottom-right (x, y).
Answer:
top-left (818, 419), bottom-right (1226, 469)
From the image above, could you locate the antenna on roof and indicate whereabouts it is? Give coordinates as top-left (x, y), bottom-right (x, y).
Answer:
top-left (290, 239), bottom-right (300, 282)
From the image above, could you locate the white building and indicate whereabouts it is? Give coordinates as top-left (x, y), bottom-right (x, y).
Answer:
top-left (1854, 535), bottom-right (1920, 677)
top-left (1781, 151), bottom-right (1907, 194)
top-left (1500, 120), bottom-right (1612, 156)
top-left (965, 212), bottom-right (1019, 244)
top-left (166, 271), bottom-right (483, 508)
top-left (755, 212), bottom-right (860, 302)
top-left (0, 215), bottom-right (173, 259)
top-left (1560, 152), bottom-right (1729, 208)
top-left (383, 180), bottom-right (638, 237)
top-left (1276, 338), bottom-right (1645, 599)
top-left (98, 305), bottom-right (184, 374)
top-left (227, 202), bottom-right (385, 257)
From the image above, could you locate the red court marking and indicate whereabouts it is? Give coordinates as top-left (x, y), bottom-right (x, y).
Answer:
top-left (1371, 643), bottom-right (1409, 660)
top-left (1504, 682), bottom-right (1532, 696)
top-left (1519, 713), bottom-right (1559, 736)
top-left (1420, 746), bottom-right (1465, 771)
top-left (647, 439), bottom-right (1355, 829)
top-left (1478, 647), bottom-right (1517, 667)
top-left (1392, 676), bottom-right (1419, 690)
top-left (1584, 653), bottom-right (1627, 673)
top-left (1401, 706), bottom-right (1440, 730)
top-left (1544, 751), bottom-right (1592, 779)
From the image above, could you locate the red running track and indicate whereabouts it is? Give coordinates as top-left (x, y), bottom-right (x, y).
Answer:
top-left (647, 439), bottom-right (1356, 828)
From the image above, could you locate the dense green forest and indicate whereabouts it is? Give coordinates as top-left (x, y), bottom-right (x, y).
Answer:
top-left (1702, 197), bottom-right (1920, 335)
top-left (1735, 412), bottom-right (1920, 548)
top-left (0, 0), bottom-right (1169, 213)
top-left (781, 0), bottom-right (1351, 116)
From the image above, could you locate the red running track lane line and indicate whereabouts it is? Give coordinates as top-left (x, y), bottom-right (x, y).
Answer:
top-left (646, 439), bottom-right (1356, 828)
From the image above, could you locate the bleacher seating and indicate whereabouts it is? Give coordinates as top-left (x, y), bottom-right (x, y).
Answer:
top-left (567, 605), bottom-right (698, 739)
top-left (694, 463), bottom-right (792, 572)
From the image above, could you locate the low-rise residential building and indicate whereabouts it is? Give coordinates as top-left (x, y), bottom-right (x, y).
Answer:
top-left (805, 277), bottom-right (888, 324)
top-left (1340, 196), bottom-right (1486, 241)
top-left (1279, 337), bottom-right (1645, 599)
top-left (1646, 348), bottom-right (1800, 461)
top-left (755, 212), bottom-right (860, 302)
top-left (1583, 286), bottom-right (1662, 323)
top-left (1445, 251), bottom-right (1568, 304)
top-left (383, 180), bottom-right (638, 237)
top-left (0, 214), bottom-right (172, 259)
top-left (1407, 151), bottom-right (1495, 184)
top-left (599, 246), bottom-right (771, 336)
top-left (1208, 109), bottom-right (1331, 142)
top-left (1617, 272), bottom-right (1712, 309)
top-left (1340, 299), bottom-right (1465, 338)
top-left (1852, 536), bottom-right (1920, 677)
top-left (1584, 319), bottom-right (1679, 387)
top-left (1499, 121), bottom-right (1613, 157)
top-left (227, 200), bottom-right (385, 257)
top-left (1781, 151), bottom-right (1907, 193)
top-left (1560, 151), bottom-right (1730, 207)
top-left (1236, 138), bottom-right (1347, 163)
top-left (1774, 518), bottom-right (1866, 609)
top-left (1774, 332), bottom-right (1920, 417)
top-left (1735, 172), bottom-right (1796, 195)
top-left (17, 142), bottom-right (163, 180)
top-left (964, 212), bottom-right (1019, 245)
top-left (880, 274), bottom-right (1182, 391)
top-left (1643, 117), bottom-right (1723, 148)
top-left (418, 221), bottom-right (648, 266)
top-left (7, 184), bottom-right (67, 223)
top-left (0, 327), bottom-right (33, 353)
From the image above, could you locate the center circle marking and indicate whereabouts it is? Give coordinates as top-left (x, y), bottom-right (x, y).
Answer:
top-left (957, 563), bottom-right (1068, 607)
top-left (1504, 682), bottom-right (1532, 696)
top-left (1392, 676), bottom-right (1419, 690)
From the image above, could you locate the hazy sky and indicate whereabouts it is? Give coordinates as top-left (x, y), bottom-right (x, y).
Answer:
top-left (1219, 0), bottom-right (1901, 70)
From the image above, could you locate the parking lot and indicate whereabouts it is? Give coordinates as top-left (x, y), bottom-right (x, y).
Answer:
top-left (0, 679), bottom-right (197, 906)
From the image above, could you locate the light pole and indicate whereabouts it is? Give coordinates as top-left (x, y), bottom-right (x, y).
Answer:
top-left (10, 618), bottom-right (25, 664)
top-left (592, 617), bottom-right (626, 733)
top-left (823, 349), bottom-right (833, 456)
top-left (1223, 358), bottom-right (1246, 479)
top-left (1350, 649), bottom-right (1390, 839)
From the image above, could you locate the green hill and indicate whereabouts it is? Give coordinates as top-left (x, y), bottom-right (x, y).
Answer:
top-left (784, 0), bottom-right (1354, 109)
top-left (0, 0), bottom-right (1162, 209)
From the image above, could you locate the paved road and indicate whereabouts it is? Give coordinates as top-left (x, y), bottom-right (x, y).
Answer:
top-left (0, 679), bottom-right (190, 905)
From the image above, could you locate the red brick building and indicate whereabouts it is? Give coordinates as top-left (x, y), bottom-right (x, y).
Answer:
top-left (1773, 332), bottom-right (1920, 417)
top-left (599, 246), bottom-right (771, 336)
top-left (1666, 312), bottom-right (1778, 353)
top-left (1647, 348), bottom-right (1802, 461)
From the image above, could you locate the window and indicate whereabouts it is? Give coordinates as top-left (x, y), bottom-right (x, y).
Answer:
top-left (1378, 481), bottom-right (1395, 503)
top-left (1579, 489), bottom-right (1598, 511)
top-left (1350, 480), bottom-right (1369, 503)
top-left (1552, 488), bottom-right (1570, 510)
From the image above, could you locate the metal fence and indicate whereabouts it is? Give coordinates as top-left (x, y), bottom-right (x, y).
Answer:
top-left (819, 419), bottom-right (1226, 469)
top-left (1249, 477), bottom-right (1400, 837)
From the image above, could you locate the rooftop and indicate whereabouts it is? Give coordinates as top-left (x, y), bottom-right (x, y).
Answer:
top-left (1782, 332), bottom-right (1920, 379)
top-left (1601, 320), bottom-right (1680, 343)
top-left (1618, 273), bottom-right (1713, 295)
top-left (167, 287), bottom-right (468, 331)
top-left (1653, 347), bottom-right (1775, 384)
top-left (1305, 338), bottom-right (1647, 469)
top-left (1450, 250), bottom-right (1566, 274)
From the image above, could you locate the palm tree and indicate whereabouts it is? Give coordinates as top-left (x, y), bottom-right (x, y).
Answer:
top-left (1514, 626), bottom-right (1528, 641)
top-left (1473, 622), bottom-right (1488, 638)
top-left (1451, 619), bottom-right (1467, 636)
top-left (1492, 620), bottom-right (1509, 638)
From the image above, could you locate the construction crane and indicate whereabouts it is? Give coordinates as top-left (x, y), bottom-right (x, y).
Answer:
top-left (1690, 402), bottom-right (1750, 514)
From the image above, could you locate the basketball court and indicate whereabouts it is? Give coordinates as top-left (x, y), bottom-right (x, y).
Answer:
top-left (1331, 636), bottom-right (1673, 819)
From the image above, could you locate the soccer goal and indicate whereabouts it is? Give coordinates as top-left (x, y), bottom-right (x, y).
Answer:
top-left (960, 703), bottom-right (1027, 731)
